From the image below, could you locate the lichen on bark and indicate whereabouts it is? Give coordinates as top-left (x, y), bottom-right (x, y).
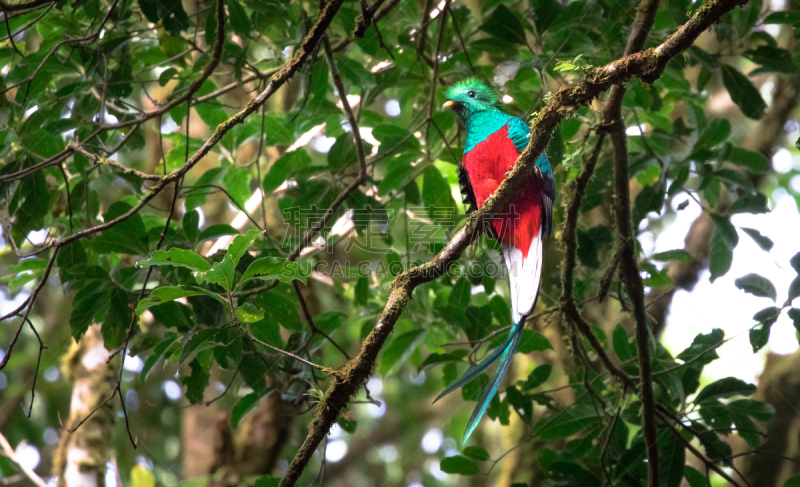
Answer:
top-left (52, 324), bottom-right (116, 487)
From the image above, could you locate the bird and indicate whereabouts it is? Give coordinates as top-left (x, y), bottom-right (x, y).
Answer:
top-left (436, 78), bottom-right (555, 443)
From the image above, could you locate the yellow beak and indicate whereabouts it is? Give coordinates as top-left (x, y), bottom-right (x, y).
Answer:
top-left (442, 100), bottom-right (454, 108)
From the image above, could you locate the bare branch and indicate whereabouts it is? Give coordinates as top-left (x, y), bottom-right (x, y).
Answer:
top-left (0, 431), bottom-right (47, 487)
top-left (602, 0), bottom-right (664, 482)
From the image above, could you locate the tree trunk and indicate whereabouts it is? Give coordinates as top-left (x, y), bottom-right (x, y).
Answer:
top-left (52, 324), bottom-right (116, 487)
top-left (739, 350), bottom-right (800, 486)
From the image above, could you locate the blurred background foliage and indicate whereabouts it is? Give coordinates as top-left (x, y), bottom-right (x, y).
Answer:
top-left (1, 0), bottom-right (800, 485)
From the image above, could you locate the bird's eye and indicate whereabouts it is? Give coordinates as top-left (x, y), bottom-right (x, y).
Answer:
top-left (467, 91), bottom-right (476, 98)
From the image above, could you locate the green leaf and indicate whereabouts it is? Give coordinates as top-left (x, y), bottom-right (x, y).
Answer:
top-left (522, 364), bottom-right (551, 391)
top-left (197, 255), bottom-right (236, 291)
top-left (231, 392), bottom-right (262, 428)
top-left (378, 156), bottom-right (416, 195)
top-left (636, 165), bottom-right (661, 187)
top-left (547, 461), bottom-right (600, 486)
top-left (721, 65), bottom-right (766, 119)
top-left (750, 306), bottom-right (780, 352)
top-left (788, 276), bottom-right (800, 305)
top-left (419, 350), bottom-right (469, 371)
top-left (463, 305), bottom-right (493, 342)
top-left (695, 118), bottom-right (731, 150)
top-left (181, 358), bottom-right (210, 404)
top-left (227, 229), bottom-right (261, 267)
top-left (58, 240), bottom-right (88, 284)
top-left (235, 302), bottom-right (264, 323)
top-left (222, 165), bottom-right (252, 208)
top-left (763, 11), bottom-right (800, 26)
top-left (240, 353), bottom-right (268, 394)
top-left (439, 455), bottom-right (480, 475)
top-left (159, 67), bottom-right (178, 87)
top-left (197, 224), bottom-right (240, 242)
top-left (139, 0), bottom-right (189, 35)
top-left (462, 446), bottom-right (490, 461)
top-left (709, 232), bottom-right (733, 282)
top-left (683, 466), bottom-right (706, 487)
top-left (531, 0), bottom-right (562, 32)
top-left (183, 210), bottom-right (200, 243)
top-left (70, 282), bottom-right (110, 338)
top-left (137, 285), bottom-right (226, 314)
top-left (711, 213), bottom-right (739, 250)
top-left (250, 319), bottom-right (284, 349)
top-left (729, 399), bottom-right (775, 422)
top-left (677, 329), bottom-right (724, 364)
top-left (535, 404), bottom-right (600, 439)
top-left (734, 273), bottom-right (777, 301)
top-left (714, 169), bottom-right (754, 191)
top-left (354, 276), bottom-right (370, 306)
top-left (422, 165), bottom-right (456, 224)
top-left (728, 193), bottom-right (769, 214)
top-left (612, 325), bottom-right (632, 361)
top-left (254, 475), bottom-right (281, 487)
top-left (227, 0), bottom-right (251, 38)
top-left (480, 5), bottom-right (527, 44)
top-left (695, 377), bottom-right (756, 403)
top-left (488, 295), bottom-right (511, 326)
top-left (239, 257), bottom-right (308, 285)
top-left (263, 151), bottom-right (311, 194)
top-left (187, 168), bottom-right (223, 210)
top-left (450, 278), bottom-right (471, 309)
top-left (337, 414), bottom-right (357, 433)
top-left (141, 336), bottom-right (177, 381)
top-left (378, 329), bottom-right (425, 376)
top-left (518, 330), bottom-right (553, 354)
top-left (149, 301), bottom-right (193, 331)
top-left (725, 147), bottom-right (770, 173)
top-left (741, 227), bottom-right (773, 251)
top-left (139, 248), bottom-right (211, 272)
top-left (650, 249), bottom-right (693, 264)
top-left (372, 124), bottom-right (419, 155)
top-left (131, 465), bottom-right (156, 487)
top-left (178, 328), bottom-right (218, 368)
top-left (256, 292), bottom-right (303, 331)
top-left (328, 133), bottom-right (359, 173)
top-left (789, 309), bottom-right (800, 335)
top-left (784, 476), bottom-right (800, 487)
top-left (92, 201), bottom-right (150, 255)
top-left (791, 251), bottom-right (800, 273)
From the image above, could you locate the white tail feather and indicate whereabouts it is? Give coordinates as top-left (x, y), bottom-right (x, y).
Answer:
top-left (502, 233), bottom-right (543, 323)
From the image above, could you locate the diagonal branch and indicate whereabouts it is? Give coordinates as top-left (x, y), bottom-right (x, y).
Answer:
top-left (277, 0), bottom-right (751, 483)
top-left (0, 0), bottom-right (56, 13)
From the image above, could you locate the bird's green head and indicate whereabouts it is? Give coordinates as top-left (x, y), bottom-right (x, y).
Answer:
top-left (443, 78), bottom-right (502, 122)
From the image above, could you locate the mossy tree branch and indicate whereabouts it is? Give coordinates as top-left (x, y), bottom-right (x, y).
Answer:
top-left (278, 0), bottom-right (751, 483)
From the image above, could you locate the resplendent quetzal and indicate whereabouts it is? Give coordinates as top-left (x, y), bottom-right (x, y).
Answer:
top-left (436, 78), bottom-right (555, 443)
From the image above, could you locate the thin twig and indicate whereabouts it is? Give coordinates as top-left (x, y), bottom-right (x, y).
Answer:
top-left (0, 432), bottom-right (47, 487)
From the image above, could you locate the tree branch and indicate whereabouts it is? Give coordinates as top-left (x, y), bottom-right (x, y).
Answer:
top-left (277, 0), bottom-right (750, 483)
top-left (0, 0), bottom-right (56, 13)
top-left (603, 0), bottom-right (662, 483)
top-left (0, 431), bottom-right (47, 487)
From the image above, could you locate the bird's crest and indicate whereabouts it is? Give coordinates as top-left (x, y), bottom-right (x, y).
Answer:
top-left (445, 78), bottom-right (502, 110)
